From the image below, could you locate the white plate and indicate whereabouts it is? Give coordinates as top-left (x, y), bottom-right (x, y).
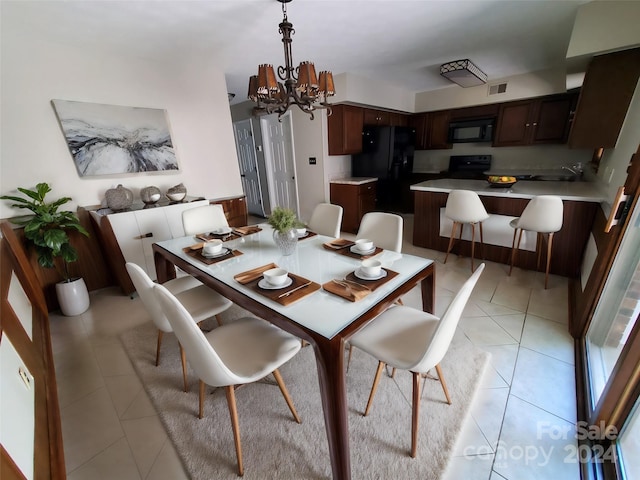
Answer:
top-left (354, 268), bottom-right (387, 281)
top-left (201, 248), bottom-right (231, 259)
top-left (212, 226), bottom-right (232, 235)
top-left (350, 245), bottom-right (376, 255)
top-left (258, 277), bottom-right (293, 290)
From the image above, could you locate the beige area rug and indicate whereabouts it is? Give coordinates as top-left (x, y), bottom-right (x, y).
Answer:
top-left (121, 306), bottom-right (490, 479)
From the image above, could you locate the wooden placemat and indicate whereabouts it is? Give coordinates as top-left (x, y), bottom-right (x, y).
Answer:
top-left (234, 264), bottom-right (320, 306)
top-left (326, 244), bottom-right (384, 260)
top-left (195, 226), bottom-right (262, 243)
top-left (322, 238), bottom-right (355, 251)
top-left (182, 246), bottom-right (243, 265)
top-left (297, 231), bottom-right (318, 241)
top-left (322, 268), bottom-right (399, 302)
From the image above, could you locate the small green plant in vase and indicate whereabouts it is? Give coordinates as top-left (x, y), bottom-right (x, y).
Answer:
top-left (267, 207), bottom-right (303, 255)
top-left (1, 182), bottom-right (91, 315)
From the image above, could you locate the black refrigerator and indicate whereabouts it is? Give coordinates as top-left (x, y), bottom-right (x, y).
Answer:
top-left (351, 125), bottom-right (416, 213)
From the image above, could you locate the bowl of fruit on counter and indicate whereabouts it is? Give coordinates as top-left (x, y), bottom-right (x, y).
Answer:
top-left (487, 175), bottom-right (517, 188)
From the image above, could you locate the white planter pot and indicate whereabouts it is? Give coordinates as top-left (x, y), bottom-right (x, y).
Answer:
top-left (55, 277), bottom-right (90, 316)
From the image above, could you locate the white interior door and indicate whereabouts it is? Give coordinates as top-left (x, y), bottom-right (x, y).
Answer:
top-left (261, 113), bottom-right (299, 215)
top-left (233, 119), bottom-right (265, 216)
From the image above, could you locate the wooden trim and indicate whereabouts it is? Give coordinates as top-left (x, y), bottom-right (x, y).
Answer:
top-left (0, 221), bottom-right (66, 479)
top-left (1, 445), bottom-right (27, 480)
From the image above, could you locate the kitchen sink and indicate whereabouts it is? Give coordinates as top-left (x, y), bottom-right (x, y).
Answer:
top-left (532, 174), bottom-right (580, 181)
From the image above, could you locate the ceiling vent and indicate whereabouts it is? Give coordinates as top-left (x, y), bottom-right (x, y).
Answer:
top-left (488, 83), bottom-right (508, 95)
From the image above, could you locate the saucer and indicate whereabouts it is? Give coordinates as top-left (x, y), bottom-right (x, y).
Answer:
top-left (212, 226), bottom-right (232, 235)
top-left (297, 231), bottom-right (309, 238)
top-left (258, 277), bottom-right (293, 290)
top-left (350, 245), bottom-right (376, 255)
top-left (201, 247), bottom-right (231, 259)
top-left (354, 268), bottom-right (387, 281)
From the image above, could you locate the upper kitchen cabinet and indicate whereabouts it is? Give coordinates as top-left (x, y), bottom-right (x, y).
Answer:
top-left (449, 104), bottom-right (499, 120)
top-left (493, 92), bottom-right (577, 147)
top-left (389, 112), bottom-right (409, 127)
top-left (410, 110), bottom-right (452, 150)
top-left (569, 47), bottom-right (640, 149)
top-left (328, 104), bottom-right (364, 155)
top-left (363, 108), bottom-right (390, 126)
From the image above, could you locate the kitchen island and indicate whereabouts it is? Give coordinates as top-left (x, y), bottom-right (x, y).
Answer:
top-left (411, 179), bottom-right (607, 278)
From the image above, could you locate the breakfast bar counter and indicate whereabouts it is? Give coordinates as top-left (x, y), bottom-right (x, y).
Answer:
top-left (411, 179), bottom-right (606, 278)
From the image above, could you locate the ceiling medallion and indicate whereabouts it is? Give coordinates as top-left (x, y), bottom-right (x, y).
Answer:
top-left (247, 0), bottom-right (335, 120)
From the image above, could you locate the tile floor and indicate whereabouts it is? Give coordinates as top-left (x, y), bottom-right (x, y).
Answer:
top-left (50, 214), bottom-right (581, 479)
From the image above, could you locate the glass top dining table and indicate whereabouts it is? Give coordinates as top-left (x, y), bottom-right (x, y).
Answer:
top-left (153, 224), bottom-right (435, 479)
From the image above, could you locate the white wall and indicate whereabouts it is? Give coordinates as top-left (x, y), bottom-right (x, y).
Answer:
top-left (415, 68), bottom-right (568, 112)
top-left (332, 73), bottom-right (415, 113)
top-left (567, 1), bottom-right (640, 59)
top-left (0, 22), bottom-right (242, 219)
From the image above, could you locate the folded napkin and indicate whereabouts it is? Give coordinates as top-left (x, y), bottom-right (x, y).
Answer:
top-left (234, 263), bottom-right (278, 284)
top-left (322, 279), bottom-right (370, 302)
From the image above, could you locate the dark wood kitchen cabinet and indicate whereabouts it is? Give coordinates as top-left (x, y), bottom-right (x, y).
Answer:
top-left (210, 195), bottom-right (247, 227)
top-left (493, 93), bottom-right (577, 147)
top-left (363, 108), bottom-right (390, 126)
top-left (410, 110), bottom-right (452, 150)
top-left (569, 47), bottom-right (640, 149)
top-left (330, 181), bottom-right (376, 233)
top-left (328, 104), bottom-right (364, 155)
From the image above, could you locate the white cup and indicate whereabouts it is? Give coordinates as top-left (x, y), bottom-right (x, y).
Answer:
top-left (361, 259), bottom-right (382, 277)
top-left (202, 239), bottom-right (223, 255)
top-left (355, 238), bottom-right (374, 252)
top-left (263, 267), bottom-right (289, 286)
top-left (296, 227), bottom-right (307, 237)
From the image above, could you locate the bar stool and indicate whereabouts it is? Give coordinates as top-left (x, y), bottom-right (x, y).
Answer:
top-left (444, 190), bottom-right (489, 272)
top-left (508, 195), bottom-right (564, 289)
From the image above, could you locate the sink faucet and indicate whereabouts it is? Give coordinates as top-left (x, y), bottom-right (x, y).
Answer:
top-left (562, 162), bottom-right (584, 176)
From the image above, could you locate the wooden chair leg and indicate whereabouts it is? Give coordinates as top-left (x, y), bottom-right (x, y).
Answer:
top-left (198, 379), bottom-right (205, 419)
top-left (363, 361), bottom-right (386, 417)
top-left (479, 221), bottom-right (485, 259)
top-left (470, 223), bottom-right (476, 272)
top-left (536, 232), bottom-right (543, 271)
top-left (509, 228), bottom-right (519, 275)
top-left (411, 371), bottom-right (420, 458)
top-left (435, 363), bottom-right (452, 405)
top-left (225, 385), bottom-right (244, 477)
top-left (444, 222), bottom-right (459, 264)
top-left (545, 232), bottom-right (554, 289)
top-left (215, 314), bottom-right (223, 327)
top-left (155, 330), bottom-right (163, 366)
top-left (272, 369), bottom-right (301, 424)
top-left (180, 343), bottom-right (189, 392)
top-left (346, 344), bottom-right (354, 372)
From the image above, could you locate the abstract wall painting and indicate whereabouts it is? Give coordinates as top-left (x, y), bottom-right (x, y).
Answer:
top-left (51, 99), bottom-right (179, 177)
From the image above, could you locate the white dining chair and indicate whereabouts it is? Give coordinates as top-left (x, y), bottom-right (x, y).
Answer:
top-left (349, 263), bottom-right (485, 458)
top-left (509, 195), bottom-right (564, 289)
top-left (125, 262), bottom-right (233, 392)
top-left (444, 190), bottom-right (489, 272)
top-left (308, 203), bottom-right (343, 238)
top-left (182, 204), bottom-right (229, 236)
top-left (153, 283), bottom-right (302, 476)
top-left (356, 211), bottom-right (403, 253)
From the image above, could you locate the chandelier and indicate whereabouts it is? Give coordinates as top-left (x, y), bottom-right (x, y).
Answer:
top-left (247, 0), bottom-right (335, 120)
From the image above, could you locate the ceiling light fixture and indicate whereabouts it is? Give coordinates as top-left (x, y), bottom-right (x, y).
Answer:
top-left (440, 59), bottom-right (487, 88)
top-left (247, 0), bottom-right (335, 120)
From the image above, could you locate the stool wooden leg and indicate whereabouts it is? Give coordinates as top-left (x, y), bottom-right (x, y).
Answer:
top-left (545, 232), bottom-right (554, 289)
top-left (510, 228), bottom-right (524, 275)
top-left (444, 222), bottom-right (459, 264)
top-left (470, 223), bottom-right (476, 272)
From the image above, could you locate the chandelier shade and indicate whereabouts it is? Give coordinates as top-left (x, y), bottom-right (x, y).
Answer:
top-left (248, 0), bottom-right (335, 119)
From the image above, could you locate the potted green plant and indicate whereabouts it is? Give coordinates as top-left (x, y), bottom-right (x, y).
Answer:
top-left (267, 207), bottom-right (304, 256)
top-left (1, 182), bottom-right (91, 316)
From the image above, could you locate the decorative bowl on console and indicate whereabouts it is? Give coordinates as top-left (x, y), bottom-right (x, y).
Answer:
top-left (140, 186), bottom-right (162, 206)
top-left (166, 183), bottom-right (187, 202)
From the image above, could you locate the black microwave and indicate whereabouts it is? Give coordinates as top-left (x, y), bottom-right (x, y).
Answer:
top-left (448, 118), bottom-right (494, 143)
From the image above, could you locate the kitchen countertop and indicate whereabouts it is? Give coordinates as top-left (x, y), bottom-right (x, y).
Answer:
top-left (410, 178), bottom-right (607, 202)
top-left (330, 177), bottom-right (377, 186)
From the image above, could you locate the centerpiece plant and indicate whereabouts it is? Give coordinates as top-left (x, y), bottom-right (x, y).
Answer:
top-left (267, 206), bottom-right (304, 256)
top-left (1, 182), bottom-right (91, 315)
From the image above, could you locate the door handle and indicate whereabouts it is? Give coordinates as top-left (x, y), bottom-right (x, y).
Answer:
top-left (605, 186), bottom-right (630, 233)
